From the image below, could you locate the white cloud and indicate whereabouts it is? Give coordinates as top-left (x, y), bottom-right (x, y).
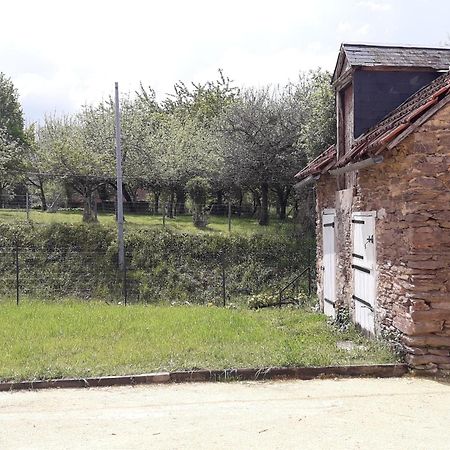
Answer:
top-left (2, 0), bottom-right (449, 123)
top-left (338, 22), bottom-right (352, 33)
top-left (337, 22), bottom-right (371, 40)
top-left (357, 1), bottom-right (392, 12)
top-left (210, 46), bottom-right (335, 90)
top-left (1, 0), bottom-right (328, 122)
top-left (356, 24), bottom-right (371, 36)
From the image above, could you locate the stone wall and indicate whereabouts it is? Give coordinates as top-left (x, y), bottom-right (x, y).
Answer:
top-left (334, 188), bottom-right (354, 314)
top-left (389, 105), bottom-right (450, 373)
top-left (315, 102), bottom-right (450, 372)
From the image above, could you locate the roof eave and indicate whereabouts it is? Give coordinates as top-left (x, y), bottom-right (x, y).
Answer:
top-left (331, 44), bottom-right (347, 84)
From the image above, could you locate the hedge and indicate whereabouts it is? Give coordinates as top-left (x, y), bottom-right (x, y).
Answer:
top-left (0, 223), bottom-right (315, 304)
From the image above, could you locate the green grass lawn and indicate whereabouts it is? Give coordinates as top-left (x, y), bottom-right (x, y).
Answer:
top-left (0, 301), bottom-right (397, 381)
top-left (0, 209), bottom-right (294, 235)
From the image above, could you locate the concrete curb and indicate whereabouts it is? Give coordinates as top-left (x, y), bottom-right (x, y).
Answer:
top-left (0, 364), bottom-right (408, 392)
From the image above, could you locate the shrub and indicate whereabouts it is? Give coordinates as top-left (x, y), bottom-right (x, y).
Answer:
top-left (186, 177), bottom-right (210, 228)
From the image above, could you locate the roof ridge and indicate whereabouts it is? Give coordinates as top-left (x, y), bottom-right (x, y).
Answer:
top-left (342, 42), bottom-right (450, 51)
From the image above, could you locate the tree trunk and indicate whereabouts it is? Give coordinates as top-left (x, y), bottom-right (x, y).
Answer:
top-left (259, 183), bottom-right (269, 226)
top-left (167, 190), bottom-right (175, 218)
top-left (276, 186), bottom-right (291, 220)
top-left (278, 197), bottom-right (286, 220)
top-left (293, 199), bottom-right (299, 219)
top-left (215, 189), bottom-right (224, 215)
top-left (275, 197), bottom-right (280, 218)
top-left (252, 190), bottom-right (261, 217)
top-left (97, 184), bottom-right (109, 201)
top-left (154, 191), bottom-right (160, 214)
top-left (176, 188), bottom-right (186, 214)
top-left (96, 184), bottom-right (109, 214)
top-left (237, 190), bottom-right (243, 217)
top-left (39, 180), bottom-right (47, 211)
top-left (82, 190), bottom-right (98, 223)
top-left (123, 184), bottom-right (135, 213)
top-left (216, 190), bottom-right (223, 205)
top-left (192, 203), bottom-right (208, 228)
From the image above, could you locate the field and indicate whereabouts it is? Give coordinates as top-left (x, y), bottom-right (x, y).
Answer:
top-left (0, 208), bottom-right (294, 235)
top-left (0, 301), bottom-right (397, 382)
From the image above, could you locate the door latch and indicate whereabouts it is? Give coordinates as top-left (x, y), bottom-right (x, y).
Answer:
top-left (364, 235), bottom-right (374, 248)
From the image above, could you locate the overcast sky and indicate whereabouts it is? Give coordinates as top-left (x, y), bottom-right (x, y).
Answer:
top-left (2, 0), bottom-right (450, 124)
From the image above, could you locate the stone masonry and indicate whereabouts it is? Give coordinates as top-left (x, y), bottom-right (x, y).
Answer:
top-left (315, 103), bottom-right (450, 373)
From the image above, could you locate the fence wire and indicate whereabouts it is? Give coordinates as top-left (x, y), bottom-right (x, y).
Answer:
top-left (0, 242), bottom-right (314, 307)
top-left (0, 193), bottom-right (295, 219)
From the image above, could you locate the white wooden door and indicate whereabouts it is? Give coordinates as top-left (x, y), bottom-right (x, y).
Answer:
top-left (322, 211), bottom-right (336, 319)
top-left (352, 212), bottom-right (376, 334)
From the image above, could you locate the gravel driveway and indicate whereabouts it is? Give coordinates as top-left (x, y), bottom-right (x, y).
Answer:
top-left (1, 377), bottom-right (449, 449)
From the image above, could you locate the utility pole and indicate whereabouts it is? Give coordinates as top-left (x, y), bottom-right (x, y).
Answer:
top-left (114, 82), bottom-right (125, 272)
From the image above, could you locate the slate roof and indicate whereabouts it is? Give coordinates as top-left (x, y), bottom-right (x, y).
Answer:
top-left (345, 43), bottom-right (450, 68)
top-left (332, 43), bottom-right (450, 83)
top-left (295, 71), bottom-right (450, 180)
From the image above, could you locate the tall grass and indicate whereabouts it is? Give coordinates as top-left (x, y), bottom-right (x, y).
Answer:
top-left (0, 301), bottom-right (396, 381)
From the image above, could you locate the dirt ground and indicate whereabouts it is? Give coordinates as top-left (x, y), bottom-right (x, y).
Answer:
top-left (1, 377), bottom-right (449, 450)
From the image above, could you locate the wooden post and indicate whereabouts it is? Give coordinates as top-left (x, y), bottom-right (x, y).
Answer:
top-left (228, 201), bottom-right (232, 233)
top-left (163, 203), bottom-right (166, 228)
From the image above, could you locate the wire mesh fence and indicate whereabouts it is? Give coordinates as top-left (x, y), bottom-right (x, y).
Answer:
top-left (0, 246), bottom-right (118, 304)
top-left (0, 192), bottom-right (312, 307)
top-left (0, 240), bottom-right (315, 308)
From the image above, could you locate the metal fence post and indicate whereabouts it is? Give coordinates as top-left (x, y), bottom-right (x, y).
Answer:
top-left (307, 246), bottom-right (312, 297)
top-left (26, 192), bottom-right (30, 221)
top-left (123, 254), bottom-right (127, 306)
top-left (307, 267), bottom-right (312, 297)
top-left (221, 253), bottom-right (226, 307)
top-left (15, 242), bottom-right (19, 306)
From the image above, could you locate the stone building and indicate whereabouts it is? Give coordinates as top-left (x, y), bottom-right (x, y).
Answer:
top-left (295, 43), bottom-right (450, 372)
